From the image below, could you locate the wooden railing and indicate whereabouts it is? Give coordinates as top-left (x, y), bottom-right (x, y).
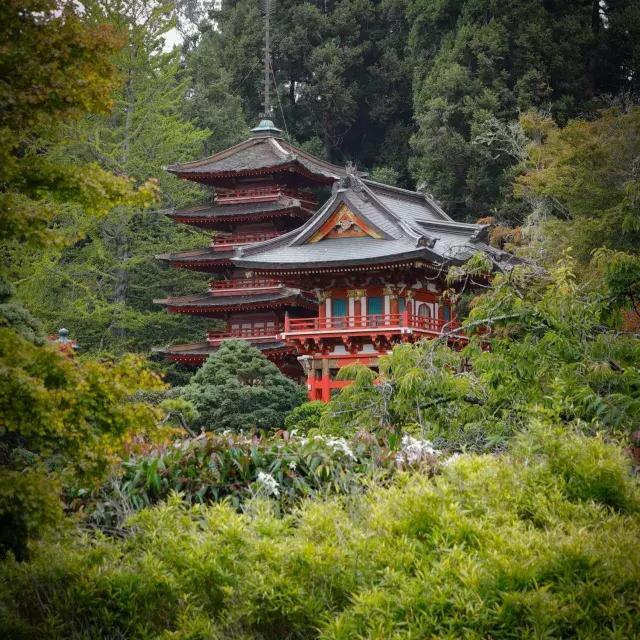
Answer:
top-left (210, 231), bottom-right (280, 249)
top-left (209, 277), bottom-right (281, 292)
top-left (284, 312), bottom-right (457, 333)
top-left (217, 187), bottom-right (317, 207)
top-left (207, 324), bottom-right (280, 343)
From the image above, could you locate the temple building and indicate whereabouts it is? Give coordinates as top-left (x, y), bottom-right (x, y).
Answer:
top-left (154, 119), bottom-right (352, 377)
top-left (156, 120), bottom-right (518, 399)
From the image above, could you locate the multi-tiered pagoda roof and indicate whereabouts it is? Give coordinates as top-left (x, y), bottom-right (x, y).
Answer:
top-left (165, 120), bottom-right (350, 186)
top-left (155, 121), bottom-right (520, 391)
top-left (155, 121), bottom-right (350, 369)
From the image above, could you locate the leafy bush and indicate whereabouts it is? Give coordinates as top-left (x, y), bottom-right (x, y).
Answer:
top-left (0, 328), bottom-right (164, 559)
top-left (86, 431), bottom-right (415, 528)
top-left (283, 401), bottom-right (328, 434)
top-left (325, 259), bottom-right (640, 450)
top-left (181, 340), bottom-right (306, 432)
top-left (1, 425), bottom-right (638, 639)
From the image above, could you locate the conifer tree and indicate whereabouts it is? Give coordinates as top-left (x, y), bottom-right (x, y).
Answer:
top-left (183, 340), bottom-right (306, 432)
top-left (408, 0), bottom-right (640, 220)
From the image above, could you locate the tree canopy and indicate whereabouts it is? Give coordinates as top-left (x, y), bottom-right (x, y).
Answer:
top-left (183, 340), bottom-right (306, 431)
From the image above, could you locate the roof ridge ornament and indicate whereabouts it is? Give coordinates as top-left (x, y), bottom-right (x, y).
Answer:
top-left (416, 181), bottom-right (443, 207)
top-left (333, 163), bottom-right (363, 193)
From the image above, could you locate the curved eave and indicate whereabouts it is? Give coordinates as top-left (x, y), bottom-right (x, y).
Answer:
top-left (157, 296), bottom-right (318, 315)
top-left (168, 161), bottom-right (336, 186)
top-left (167, 206), bottom-right (312, 228)
top-left (156, 250), bottom-right (235, 272)
top-left (155, 341), bottom-right (297, 365)
top-left (233, 249), bottom-right (452, 273)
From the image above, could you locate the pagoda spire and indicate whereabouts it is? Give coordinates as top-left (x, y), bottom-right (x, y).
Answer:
top-left (262, 0), bottom-right (275, 119)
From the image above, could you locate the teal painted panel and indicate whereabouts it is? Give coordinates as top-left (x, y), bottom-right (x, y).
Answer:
top-left (332, 297), bottom-right (348, 317)
top-left (367, 296), bottom-right (384, 315)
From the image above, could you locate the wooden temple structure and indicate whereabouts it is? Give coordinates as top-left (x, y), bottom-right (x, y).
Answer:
top-left (155, 120), bottom-right (516, 400)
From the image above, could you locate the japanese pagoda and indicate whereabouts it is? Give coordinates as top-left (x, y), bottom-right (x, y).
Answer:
top-left (156, 140), bottom-right (517, 400)
top-left (154, 120), bottom-right (351, 378)
top-left (155, 0), bottom-right (517, 399)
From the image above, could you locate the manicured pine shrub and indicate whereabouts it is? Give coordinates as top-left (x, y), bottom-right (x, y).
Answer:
top-left (181, 340), bottom-right (307, 432)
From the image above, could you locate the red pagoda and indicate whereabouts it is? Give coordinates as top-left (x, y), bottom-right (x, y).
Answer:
top-left (156, 133), bottom-right (517, 400)
top-left (154, 119), bottom-right (351, 377)
top-left (155, 4), bottom-right (519, 400)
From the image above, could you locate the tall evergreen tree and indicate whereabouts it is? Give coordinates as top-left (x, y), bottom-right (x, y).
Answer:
top-left (190, 0), bottom-right (414, 182)
top-left (408, 0), bottom-right (640, 221)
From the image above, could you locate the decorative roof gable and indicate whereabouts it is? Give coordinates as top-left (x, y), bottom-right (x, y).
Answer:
top-left (307, 202), bottom-right (385, 243)
top-left (232, 173), bottom-right (522, 272)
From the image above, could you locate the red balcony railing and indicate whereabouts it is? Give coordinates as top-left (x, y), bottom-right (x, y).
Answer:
top-left (207, 323), bottom-right (280, 344)
top-left (209, 277), bottom-right (282, 292)
top-left (284, 312), bottom-right (459, 334)
top-left (216, 187), bottom-right (317, 208)
top-left (210, 231), bottom-right (280, 250)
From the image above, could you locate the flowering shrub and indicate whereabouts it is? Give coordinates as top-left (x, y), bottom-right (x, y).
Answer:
top-left (86, 431), bottom-right (444, 528)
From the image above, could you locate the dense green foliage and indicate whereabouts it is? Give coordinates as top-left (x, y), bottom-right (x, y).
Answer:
top-left (409, 0), bottom-right (640, 219)
top-left (182, 340), bottom-right (306, 431)
top-left (516, 108), bottom-right (640, 260)
top-left (0, 0), bottom-right (157, 252)
top-left (10, 0), bottom-right (213, 356)
top-left (2, 2), bottom-right (640, 638)
top-left (87, 430), bottom-right (405, 528)
top-left (0, 326), bottom-right (164, 560)
top-left (325, 258), bottom-right (640, 448)
top-left (2, 426), bottom-right (638, 639)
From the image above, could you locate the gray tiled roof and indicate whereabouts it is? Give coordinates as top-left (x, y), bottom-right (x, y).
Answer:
top-left (156, 247), bottom-right (235, 263)
top-left (155, 288), bottom-right (316, 308)
top-left (233, 176), bottom-right (520, 270)
top-left (156, 340), bottom-right (292, 358)
top-left (166, 136), bottom-right (351, 181)
top-left (169, 196), bottom-right (307, 219)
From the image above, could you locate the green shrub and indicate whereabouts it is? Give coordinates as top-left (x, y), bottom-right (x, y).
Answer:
top-left (86, 431), bottom-right (402, 528)
top-left (0, 328), bottom-right (163, 559)
top-left (1, 426), bottom-right (638, 639)
top-left (182, 340), bottom-right (306, 432)
top-left (283, 401), bottom-right (328, 435)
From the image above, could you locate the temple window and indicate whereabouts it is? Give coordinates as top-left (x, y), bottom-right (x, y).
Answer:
top-left (367, 295), bottom-right (384, 326)
top-left (331, 297), bottom-right (348, 318)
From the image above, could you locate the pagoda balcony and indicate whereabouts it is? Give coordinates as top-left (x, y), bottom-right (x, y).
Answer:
top-left (282, 311), bottom-right (465, 347)
top-left (208, 277), bottom-right (283, 294)
top-left (210, 231), bottom-right (280, 251)
top-left (216, 187), bottom-right (317, 209)
top-left (207, 323), bottom-right (281, 346)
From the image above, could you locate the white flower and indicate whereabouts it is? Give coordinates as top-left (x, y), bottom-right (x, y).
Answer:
top-left (256, 471), bottom-right (280, 496)
top-left (288, 461), bottom-right (297, 471)
top-left (326, 437), bottom-right (356, 460)
top-left (395, 435), bottom-right (440, 465)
